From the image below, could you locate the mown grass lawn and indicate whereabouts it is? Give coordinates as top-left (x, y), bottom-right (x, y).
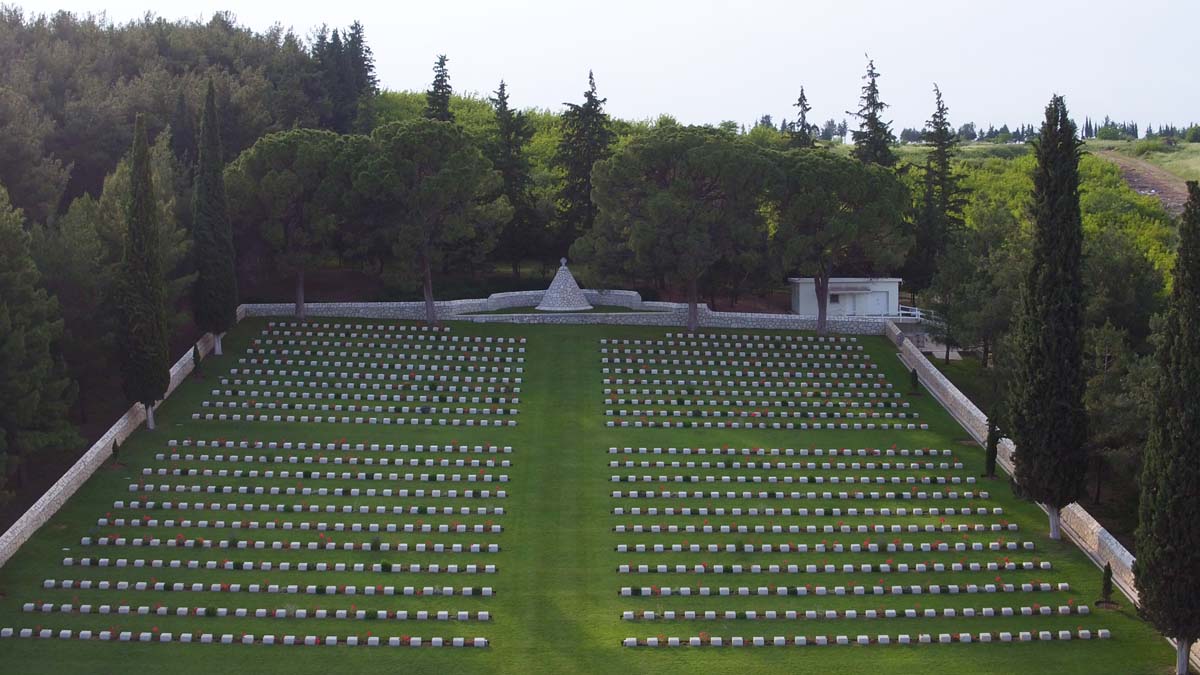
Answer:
top-left (0, 319), bottom-right (1174, 674)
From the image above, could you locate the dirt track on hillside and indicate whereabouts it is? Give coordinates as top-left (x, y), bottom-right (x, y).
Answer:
top-left (1095, 149), bottom-right (1188, 216)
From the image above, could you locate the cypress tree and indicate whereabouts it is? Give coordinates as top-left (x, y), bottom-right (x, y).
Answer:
top-left (1006, 95), bottom-right (1087, 540)
top-left (555, 71), bottom-right (615, 255)
top-left (191, 79), bottom-right (238, 356)
top-left (0, 185), bottom-right (79, 499)
top-left (1135, 181), bottom-right (1200, 675)
top-left (425, 55), bottom-right (454, 122)
top-left (117, 114), bottom-right (171, 430)
top-left (848, 58), bottom-right (897, 167)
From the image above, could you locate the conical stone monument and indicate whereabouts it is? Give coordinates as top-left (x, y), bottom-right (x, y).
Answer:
top-left (535, 258), bottom-right (593, 311)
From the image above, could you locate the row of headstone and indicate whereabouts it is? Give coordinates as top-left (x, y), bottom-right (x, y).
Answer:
top-left (602, 357), bottom-right (875, 371)
top-left (609, 397), bottom-right (906, 410)
top-left (604, 377), bottom-right (892, 392)
top-left (24, 604), bottom-right (493, 621)
top-left (81, 537), bottom-right (502, 553)
top-left (267, 320), bottom-right (451, 333)
top-left (621, 630), bottom-right (1109, 647)
top-left (605, 420), bottom-right (929, 431)
top-left (211, 390), bottom-right (517, 404)
top-left (136, 468), bottom-right (510, 482)
top-left (622, 605), bottom-right (1091, 620)
top-left (229, 368), bottom-right (522, 385)
top-left (614, 561), bottom-right (1048, 575)
top-left (610, 537), bottom-right (1032, 553)
top-left (611, 504), bottom-right (995, 516)
top-left (601, 345), bottom-right (868, 359)
top-left (608, 459), bottom-right (962, 470)
top-left (191, 412), bottom-right (519, 427)
top-left (202, 401), bottom-right (518, 416)
top-left (612, 522), bottom-right (1017, 536)
top-left (155, 453), bottom-right (510, 468)
top-left (63, 558), bottom-right (499, 574)
top-left (238, 357), bottom-right (524, 375)
top-left (0, 628), bottom-right (490, 647)
top-left (96, 518), bottom-right (503, 534)
top-left (113, 502), bottom-right (504, 517)
top-left (611, 523), bottom-right (1016, 537)
top-left (608, 473), bottom-right (969, 485)
top-left (608, 447), bottom-right (952, 458)
top-left (600, 403), bottom-right (916, 415)
top-left (618, 582), bottom-right (1070, 596)
top-left (614, 333), bottom-right (859, 345)
top-left (250, 348), bottom-right (524, 364)
top-left (606, 386), bottom-right (896, 400)
top-left (222, 377), bottom-right (519, 394)
top-left (260, 336), bottom-right (523, 351)
top-left (169, 440), bottom-right (513, 454)
top-left (610, 488), bottom-right (984, 500)
top-left (43, 578), bottom-right (497, 596)
top-left (603, 367), bottom-right (883, 380)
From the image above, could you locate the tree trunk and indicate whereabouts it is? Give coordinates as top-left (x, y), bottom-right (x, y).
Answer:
top-left (686, 277), bottom-right (700, 333)
top-left (944, 338), bottom-right (951, 364)
top-left (1176, 638), bottom-right (1193, 675)
top-left (512, 260), bottom-right (521, 279)
top-left (145, 403), bottom-right (157, 431)
top-left (982, 337), bottom-right (991, 369)
top-left (814, 274), bottom-right (829, 335)
top-left (422, 254), bottom-right (437, 325)
top-left (295, 269), bottom-right (306, 319)
top-left (1047, 506), bottom-right (1061, 540)
top-left (1092, 457), bottom-right (1103, 504)
top-left (214, 334), bottom-right (223, 356)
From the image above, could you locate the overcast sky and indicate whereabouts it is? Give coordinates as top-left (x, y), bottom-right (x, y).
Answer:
top-left (17, 0), bottom-right (1199, 133)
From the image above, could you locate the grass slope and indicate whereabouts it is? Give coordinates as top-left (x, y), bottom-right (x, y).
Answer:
top-left (0, 319), bottom-right (1174, 673)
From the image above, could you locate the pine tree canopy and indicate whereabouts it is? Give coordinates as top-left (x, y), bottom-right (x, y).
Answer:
top-left (488, 81), bottom-right (541, 273)
top-left (191, 79), bottom-right (239, 338)
top-left (425, 55), bottom-right (455, 123)
top-left (1134, 181), bottom-right (1200, 649)
top-left (555, 71), bottom-right (615, 255)
top-left (0, 185), bottom-right (79, 503)
top-left (1008, 95), bottom-right (1088, 513)
top-left (849, 58), bottom-right (897, 167)
top-left (117, 114), bottom-right (171, 409)
top-left (904, 84), bottom-right (967, 293)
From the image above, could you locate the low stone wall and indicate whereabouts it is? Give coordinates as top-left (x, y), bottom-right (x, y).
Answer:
top-left (885, 321), bottom-right (1198, 669)
top-left (0, 332), bottom-right (216, 568)
top-left (241, 298), bottom-right (904, 334)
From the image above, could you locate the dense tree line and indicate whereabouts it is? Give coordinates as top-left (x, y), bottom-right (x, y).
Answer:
top-left (0, 8), bottom-right (375, 223)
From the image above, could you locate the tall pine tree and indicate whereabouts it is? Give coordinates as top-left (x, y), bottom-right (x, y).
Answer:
top-left (117, 114), bottom-right (171, 430)
top-left (555, 71), bottom-right (615, 255)
top-left (425, 55), bottom-right (454, 123)
top-left (790, 86), bottom-right (815, 148)
top-left (191, 79), bottom-right (238, 356)
top-left (848, 58), bottom-right (897, 167)
top-left (487, 81), bottom-right (541, 276)
top-left (906, 84), bottom-right (966, 295)
top-left (1135, 181), bottom-right (1200, 675)
top-left (1007, 95), bottom-right (1087, 540)
top-left (0, 185), bottom-right (79, 500)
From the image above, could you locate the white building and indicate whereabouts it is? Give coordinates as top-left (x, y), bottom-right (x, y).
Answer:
top-left (788, 277), bottom-right (902, 317)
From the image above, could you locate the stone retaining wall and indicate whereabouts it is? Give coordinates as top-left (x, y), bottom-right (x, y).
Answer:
top-left (885, 320), bottom-right (1199, 669)
top-left (0, 332), bottom-right (216, 568)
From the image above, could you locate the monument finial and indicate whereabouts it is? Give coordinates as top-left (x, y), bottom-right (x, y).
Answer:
top-left (560, 257), bottom-right (567, 267)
